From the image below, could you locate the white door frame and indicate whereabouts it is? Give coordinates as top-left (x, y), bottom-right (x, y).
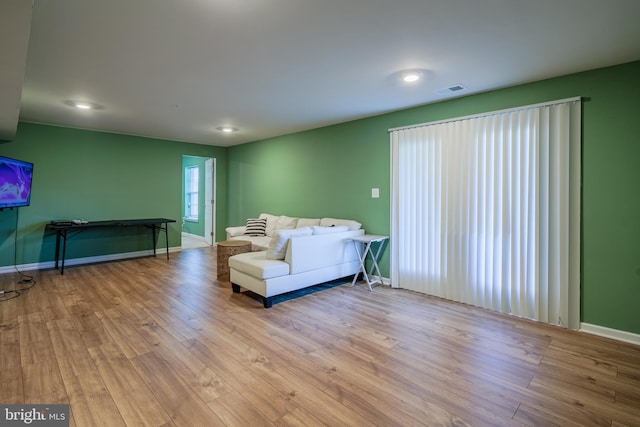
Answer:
top-left (204, 158), bottom-right (216, 245)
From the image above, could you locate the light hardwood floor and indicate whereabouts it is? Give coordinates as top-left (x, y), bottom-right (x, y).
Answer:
top-left (1, 247), bottom-right (639, 426)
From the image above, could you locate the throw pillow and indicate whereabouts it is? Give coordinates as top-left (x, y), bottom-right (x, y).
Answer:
top-left (266, 226), bottom-right (313, 259)
top-left (244, 218), bottom-right (267, 236)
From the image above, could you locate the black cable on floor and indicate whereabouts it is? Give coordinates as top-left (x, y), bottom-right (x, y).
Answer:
top-left (0, 207), bottom-right (37, 302)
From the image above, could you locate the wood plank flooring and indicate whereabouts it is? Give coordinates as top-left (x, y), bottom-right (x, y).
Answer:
top-left (1, 247), bottom-right (639, 426)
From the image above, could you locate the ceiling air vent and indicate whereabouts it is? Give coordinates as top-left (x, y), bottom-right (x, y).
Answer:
top-left (436, 84), bottom-right (467, 95)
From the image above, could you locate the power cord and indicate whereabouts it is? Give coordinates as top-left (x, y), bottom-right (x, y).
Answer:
top-left (0, 289), bottom-right (21, 301)
top-left (0, 207), bottom-right (37, 302)
top-left (14, 265), bottom-right (36, 291)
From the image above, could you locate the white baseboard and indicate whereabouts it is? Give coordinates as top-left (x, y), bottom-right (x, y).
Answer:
top-left (580, 323), bottom-right (640, 346)
top-left (0, 247), bottom-right (182, 275)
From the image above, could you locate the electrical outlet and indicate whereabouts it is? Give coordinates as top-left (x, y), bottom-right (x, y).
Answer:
top-left (371, 188), bottom-right (380, 198)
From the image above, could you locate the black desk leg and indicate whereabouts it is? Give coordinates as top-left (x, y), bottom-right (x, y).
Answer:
top-left (147, 224), bottom-right (170, 259)
top-left (152, 226), bottom-right (157, 257)
top-left (60, 231), bottom-right (68, 275)
top-left (151, 223), bottom-right (170, 259)
top-left (164, 224), bottom-right (169, 259)
top-left (54, 231), bottom-right (61, 270)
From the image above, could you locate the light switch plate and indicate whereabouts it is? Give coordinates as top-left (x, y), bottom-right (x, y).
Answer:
top-left (371, 188), bottom-right (380, 198)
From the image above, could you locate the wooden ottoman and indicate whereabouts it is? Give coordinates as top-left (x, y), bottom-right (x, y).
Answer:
top-left (217, 240), bottom-right (251, 282)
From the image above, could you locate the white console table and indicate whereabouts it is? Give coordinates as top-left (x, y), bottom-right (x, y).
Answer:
top-left (349, 234), bottom-right (389, 291)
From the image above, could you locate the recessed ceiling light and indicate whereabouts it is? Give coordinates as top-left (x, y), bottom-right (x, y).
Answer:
top-left (64, 100), bottom-right (103, 110)
top-left (388, 69), bottom-right (429, 86)
top-left (216, 126), bottom-right (238, 133)
top-left (402, 73), bottom-right (422, 83)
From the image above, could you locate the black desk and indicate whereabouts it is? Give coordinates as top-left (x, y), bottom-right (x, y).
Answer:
top-left (47, 218), bottom-right (176, 274)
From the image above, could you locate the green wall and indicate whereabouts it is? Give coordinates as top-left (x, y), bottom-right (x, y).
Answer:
top-left (0, 123), bottom-right (227, 266)
top-left (228, 60), bottom-right (640, 335)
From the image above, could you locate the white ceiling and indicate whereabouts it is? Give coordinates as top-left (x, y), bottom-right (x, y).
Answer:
top-left (4, 0), bottom-right (640, 146)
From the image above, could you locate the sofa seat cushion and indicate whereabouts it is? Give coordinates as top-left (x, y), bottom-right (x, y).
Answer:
top-left (228, 251), bottom-right (290, 279)
top-left (229, 235), bottom-right (271, 251)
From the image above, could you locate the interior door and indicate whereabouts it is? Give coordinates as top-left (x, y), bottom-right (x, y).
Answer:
top-left (204, 158), bottom-right (215, 245)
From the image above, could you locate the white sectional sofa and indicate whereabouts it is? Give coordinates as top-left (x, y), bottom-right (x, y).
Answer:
top-left (225, 213), bottom-right (364, 308)
top-left (227, 213), bottom-right (365, 251)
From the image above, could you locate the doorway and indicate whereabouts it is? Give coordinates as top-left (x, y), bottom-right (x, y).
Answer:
top-left (181, 156), bottom-right (216, 249)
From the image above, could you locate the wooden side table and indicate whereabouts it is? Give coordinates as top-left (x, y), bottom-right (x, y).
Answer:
top-left (217, 240), bottom-right (251, 282)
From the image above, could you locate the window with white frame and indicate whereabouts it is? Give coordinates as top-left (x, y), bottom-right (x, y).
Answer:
top-left (185, 165), bottom-right (199, 221)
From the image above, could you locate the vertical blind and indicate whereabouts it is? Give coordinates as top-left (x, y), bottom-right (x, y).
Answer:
top-left (390, 98), bottom-right (581, 329)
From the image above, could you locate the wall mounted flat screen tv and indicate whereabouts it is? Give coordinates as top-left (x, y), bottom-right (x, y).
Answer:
top-left (0, 156), bottom-right (34, 208)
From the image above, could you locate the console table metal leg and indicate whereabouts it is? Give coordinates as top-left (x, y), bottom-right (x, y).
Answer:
top-left (163, 224), bottom-right (169, 259)
top-left (54, 231), bottom-right (61, 270)
top-left (60, 231), bottom-right (67, 275)
top-left (152, 226), bottom-right (157, 257)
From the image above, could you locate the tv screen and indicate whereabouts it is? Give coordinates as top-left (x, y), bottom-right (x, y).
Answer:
top-left (0, 156), bottom-right (34, 208)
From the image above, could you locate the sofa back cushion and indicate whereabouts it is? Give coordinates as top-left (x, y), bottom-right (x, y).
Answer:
top-left (266, 226), bottom-right (313, 260)
top-left (259, 213), bottom-right (299, 236)
top-left (259, 213), bottom-right (280, 236)
top-left (319, 218), bottom-right (362, 231)
top-left (274, 215), bottom-right (298, 231)
top-left (297, 217), bottom-right (321, 228)
top-left (311, 225), bottom-right (349, 235)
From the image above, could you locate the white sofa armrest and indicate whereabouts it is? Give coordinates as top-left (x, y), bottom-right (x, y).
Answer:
top-left (226, 226), bottom-right (247, 239)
